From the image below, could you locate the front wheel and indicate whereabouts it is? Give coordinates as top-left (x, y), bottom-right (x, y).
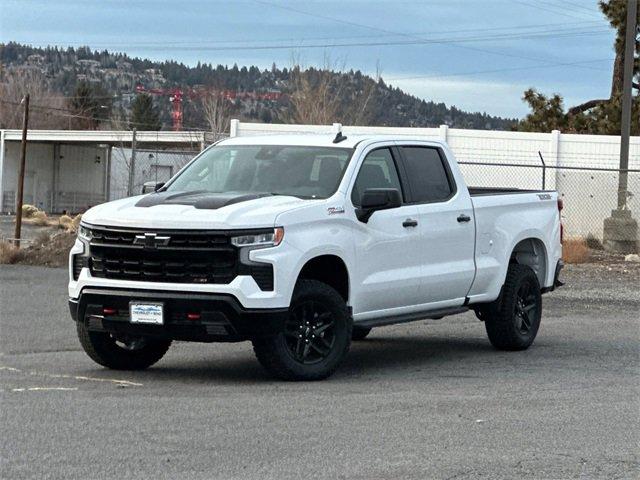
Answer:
top-left (252, 280), bottom-right (352, 381)
top-left (484, 264), bottom-right (542, 351)
top-left (77, 322), bottom-right (171, 370)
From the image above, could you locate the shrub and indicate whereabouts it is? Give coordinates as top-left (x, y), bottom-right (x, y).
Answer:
top-left (563, 238), bottom-right (590, 264)
top-left (31, 210), bottom-right (49, 226)
top-left (32, 231), bottom-right (51, 247)
top-left (71, 214), bottom-right (82, 232)
top-left (58, 215), bottom-right (73, 230)
top-left (0, 241), bottom-right (22, 264)
top-left (21, 204), bottom-right (39, 218)
top-left (585, 233), bottom-right (603, 250)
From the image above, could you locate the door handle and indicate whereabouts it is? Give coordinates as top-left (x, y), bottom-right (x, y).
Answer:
top-left (457, 214), bottom-right (471, 223)
top-left (402, 219), bottom-right (418, 228)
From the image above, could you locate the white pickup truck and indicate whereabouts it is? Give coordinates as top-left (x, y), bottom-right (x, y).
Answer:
top-left (69, 133), bottom-right (563, 380)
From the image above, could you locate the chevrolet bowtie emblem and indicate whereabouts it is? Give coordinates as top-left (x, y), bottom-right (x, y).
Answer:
top-left (133, 233), bottom-right (171, 249)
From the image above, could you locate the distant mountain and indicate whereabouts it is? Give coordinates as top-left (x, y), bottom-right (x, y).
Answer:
top-left (0, 42), bottom-right (516, 131)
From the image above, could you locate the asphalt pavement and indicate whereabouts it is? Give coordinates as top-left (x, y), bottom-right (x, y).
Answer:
top-left (1, 264), bottom-right (639, 479)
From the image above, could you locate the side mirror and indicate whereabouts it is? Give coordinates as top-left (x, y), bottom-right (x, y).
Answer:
top-left (142, 181), bottom-right (165, 194)
top-left (356, 188), bottom-right (402, 223)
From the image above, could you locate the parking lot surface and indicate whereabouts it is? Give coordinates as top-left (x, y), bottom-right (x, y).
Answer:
top-left (1, 263), bottom-right (639, 479)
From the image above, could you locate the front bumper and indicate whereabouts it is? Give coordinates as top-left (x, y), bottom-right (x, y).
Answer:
top-left (69, 288), bottom-right (288, 342)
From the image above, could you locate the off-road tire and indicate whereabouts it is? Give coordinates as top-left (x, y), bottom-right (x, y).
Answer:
top-left (484, 264), bottom-right (542, 351)
top-left (77, 322), bottom-right (171, 370)
top-left (252, 280), bottom-right (352, 381)
top-left (352, 326), bottom-right (372, 341)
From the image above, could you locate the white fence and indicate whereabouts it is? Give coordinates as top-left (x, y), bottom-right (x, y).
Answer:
top-left (230, 120), bottom-right (640, 241)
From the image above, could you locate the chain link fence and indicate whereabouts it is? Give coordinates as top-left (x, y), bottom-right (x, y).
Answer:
top-left (457, 149), bottom-right (640, 243)
top-left (108, 147), bottom-right (200, 200)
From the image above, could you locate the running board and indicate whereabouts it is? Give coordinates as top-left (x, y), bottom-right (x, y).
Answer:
top-left (356, 306), bottom-right (469, 329)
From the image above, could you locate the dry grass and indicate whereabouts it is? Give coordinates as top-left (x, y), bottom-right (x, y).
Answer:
top-left (0, 241), bottom-right (23, 264)
top-left (563, 238), bottom-right (590, 264)
top-left (30, 210), bottom-right (50, 226)
top-left (58, 214), bottom-right (73, 230)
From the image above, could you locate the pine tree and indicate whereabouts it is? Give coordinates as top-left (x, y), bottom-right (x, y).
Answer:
top-left (518, 0), bottom-right (639, 134)
top-left (129, 93), bottom-right (161, 131)
top-left (69, 80), bottom-right (110, 129)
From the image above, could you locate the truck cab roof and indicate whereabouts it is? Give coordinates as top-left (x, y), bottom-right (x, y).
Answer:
top-left (218, 134), bottom-right (447, 150)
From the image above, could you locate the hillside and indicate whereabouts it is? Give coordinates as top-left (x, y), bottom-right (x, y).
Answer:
top-left (0, 42), bottom-right (516, 131)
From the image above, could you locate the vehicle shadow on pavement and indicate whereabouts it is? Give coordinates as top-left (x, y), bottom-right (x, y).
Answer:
top-left (92, 334), bottom-right (502, 385)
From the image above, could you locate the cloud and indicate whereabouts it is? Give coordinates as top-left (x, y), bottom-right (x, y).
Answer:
top-left (386, 76), bottom-right (529, 118)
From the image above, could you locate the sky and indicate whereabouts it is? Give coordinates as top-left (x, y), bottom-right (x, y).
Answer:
top-left (0, 0), bottom-right (617, 118)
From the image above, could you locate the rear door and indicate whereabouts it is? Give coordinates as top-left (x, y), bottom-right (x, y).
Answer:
top-left (395, 143), bottom-right (476, 307)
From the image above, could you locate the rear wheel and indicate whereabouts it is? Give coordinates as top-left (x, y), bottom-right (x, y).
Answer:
top-left (252, 280), bottom-right (352, 381)
top-left (77, 322), bottom-right (171, 370)
top-left (352, 326), bottom-right (372, 341)
top-left (484, 264), bottom-right (542, 351)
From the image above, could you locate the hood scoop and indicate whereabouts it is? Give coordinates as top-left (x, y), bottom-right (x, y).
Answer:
top-left (135, 191), bottom-right (274, 210)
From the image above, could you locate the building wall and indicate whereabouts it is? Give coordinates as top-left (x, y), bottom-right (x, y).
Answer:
top-left (1, 142), bottom-right (55, 212)
top-left (1, 142), bottom-right (107, 214)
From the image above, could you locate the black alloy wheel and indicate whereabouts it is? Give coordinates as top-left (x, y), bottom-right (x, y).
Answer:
top-left (284, 301), bottom-right (336, 364)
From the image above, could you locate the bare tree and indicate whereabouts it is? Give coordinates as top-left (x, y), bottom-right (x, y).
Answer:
top-left (343, 62), bottom-right (382, 126)
top-left (285, 56), bottom-right (382, 126)
top-left (200, 90), bottom-right (231, 141)
top-left (286, 55), bottom-right (344, 125)
top-left (0, 68), bottom-right (67, 129)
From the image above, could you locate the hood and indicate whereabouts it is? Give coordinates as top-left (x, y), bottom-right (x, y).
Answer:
top-left (82, 191), bottom-right (312, 230)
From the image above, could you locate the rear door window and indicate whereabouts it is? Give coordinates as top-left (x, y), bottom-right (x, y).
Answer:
top-left (399, 146), bottom-right (453, 203)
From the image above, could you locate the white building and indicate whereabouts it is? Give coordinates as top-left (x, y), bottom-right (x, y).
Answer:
top-left (0, 130), bottom-right (207, 214)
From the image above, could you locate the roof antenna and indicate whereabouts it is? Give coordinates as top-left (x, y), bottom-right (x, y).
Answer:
top-left (333, 132), bottom-right (347, 143)
top-left (332, 123), bottom-right (347, 143)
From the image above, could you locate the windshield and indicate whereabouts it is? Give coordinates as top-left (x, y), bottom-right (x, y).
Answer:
top-left (165, 145), bottom-right (353, 199)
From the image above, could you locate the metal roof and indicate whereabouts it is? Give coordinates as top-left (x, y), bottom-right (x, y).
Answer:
top-left (0, 129), bottom-right (206, 145)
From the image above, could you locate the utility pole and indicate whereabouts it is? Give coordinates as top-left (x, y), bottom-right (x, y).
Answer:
top-left (13, 93), bottom-right (29, 248)
top-left (603, 0), bottom-right (638, 254)
top-left (127, 128), bottom-right (137, 196)
top-left (617, 0), bottom-right (637, 210)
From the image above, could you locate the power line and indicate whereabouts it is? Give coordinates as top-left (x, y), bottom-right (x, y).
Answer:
top-left (13, 19), bottom-right (603, 47)
top-left (0, 99), bottom-right (211, 132)
top-left (64, 27), bottom-right (608, 52)
top-left (536, 0), bottom-right (601, 19)
top-left (249, 0), bottom-right (610, 72)
top-left (554, 0), bottom-right (602, 15)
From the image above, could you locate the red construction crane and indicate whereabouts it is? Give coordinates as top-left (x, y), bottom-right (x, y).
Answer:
top-left (134, 85), bottom-right (283, 131)
top-left (135, 85), bottom-right (184, 131)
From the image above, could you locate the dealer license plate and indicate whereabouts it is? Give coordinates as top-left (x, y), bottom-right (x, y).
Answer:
top-left (130, 302), bottom-right (164, 325)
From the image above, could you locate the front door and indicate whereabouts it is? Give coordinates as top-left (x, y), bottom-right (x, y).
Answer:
top-left (350, 147), bottom-right (424, 318)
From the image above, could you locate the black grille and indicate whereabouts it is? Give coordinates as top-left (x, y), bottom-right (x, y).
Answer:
top-left (247, 265), bottom-right (274, 290)
top-left (88, 227), bottom-right (237, 285)
top-left (72, 255), bottom-right (84, 280)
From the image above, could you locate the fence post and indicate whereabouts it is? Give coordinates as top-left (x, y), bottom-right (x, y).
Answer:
top-left (0, 129), bottom-right (5, 214)
top-left (230, 119), bottom-right (239, 138)
top-left (439, 124), bottom-right (449, 143)
top-left (548, 129), bottom-right (560, 190)
top-left (127, 128), bottom-right (137, 196)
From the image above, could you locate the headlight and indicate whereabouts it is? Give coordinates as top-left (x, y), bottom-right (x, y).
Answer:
top-left (78, 225), bottom-right (92, 242)
top-left (231, 227), bottom-right (284, 248)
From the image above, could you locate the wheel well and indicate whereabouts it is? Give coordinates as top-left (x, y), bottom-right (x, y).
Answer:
top-left (510, 238), bottom-right (547, 286)
top-left (297, 255), bottom-right (349, 302)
